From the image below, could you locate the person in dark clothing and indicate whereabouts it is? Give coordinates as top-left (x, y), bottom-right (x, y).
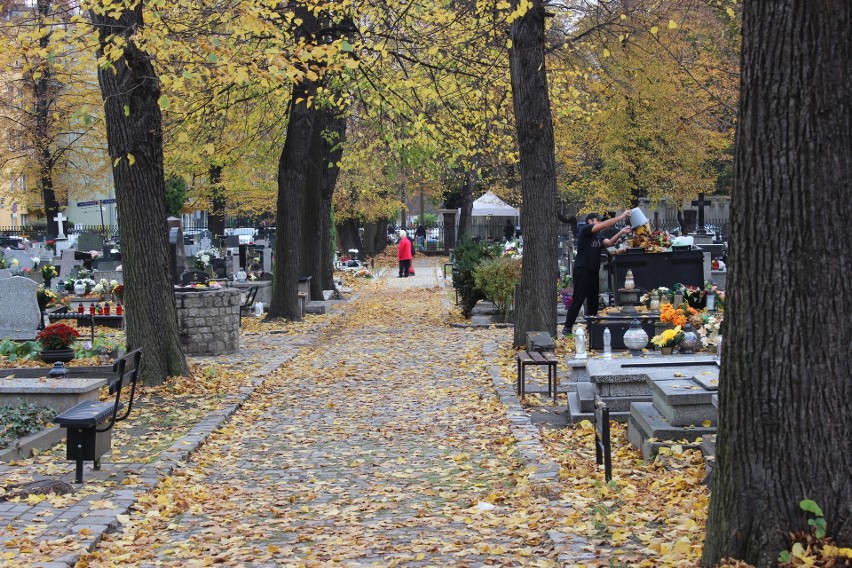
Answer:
top-left (503, 220), bottom-right (515, 241)
top-left (415, 224), bottom-right (427, 251)
top-left (563, 210), bottom-right (632, 334)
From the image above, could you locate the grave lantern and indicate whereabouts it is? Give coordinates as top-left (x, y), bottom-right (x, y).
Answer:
top-left (622, 319), bottom-right (648, 356)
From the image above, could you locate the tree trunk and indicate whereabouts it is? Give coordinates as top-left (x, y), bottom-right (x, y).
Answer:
top-left (208, 165), bottom-right (225, 238)
top-left (457, 170), bottom-right (474, 240)
top-left (268, 84), bottom-right (314, 320)
top-left (702, 2), bottom-right (852, 565)
top-left (319, 112), bottom-right (346, 289)
top-left (34, 0), bottom-right (60, 239)
top-left (90, 3), bottom-right (188, 385)
top-left (336, 218), bottom-right (361, 254)
top-left (301, 108), bottom-right (326, 300)
top-left (509, 0), bottom-right (558, 347)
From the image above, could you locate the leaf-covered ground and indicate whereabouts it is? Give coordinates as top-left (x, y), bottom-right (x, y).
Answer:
top-left (1, 256), bottom-right (716, 566)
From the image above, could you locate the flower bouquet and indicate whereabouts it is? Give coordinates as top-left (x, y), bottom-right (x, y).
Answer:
top-left (660, 303), bottom-right (699, 327)
top-left (41, 264), bottom-right (58, 281)
top-left (651, 325), bottom-right (684, 352)
top-left (112, 282), bottom-right (124, 303)
top-left (36, 286), bottom-right (58, 311)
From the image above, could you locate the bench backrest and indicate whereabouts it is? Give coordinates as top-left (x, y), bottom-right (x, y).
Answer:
top-left (244, 286), bottom-right (258, 306)
top-left (97, 348), bottom-right (142, 433)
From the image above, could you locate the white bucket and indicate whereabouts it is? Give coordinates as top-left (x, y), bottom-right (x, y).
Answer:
top-left (628, 208), bottom-right (649, 228)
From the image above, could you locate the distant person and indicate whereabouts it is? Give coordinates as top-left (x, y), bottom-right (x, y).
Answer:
top-left (397, 230), bottom-right (413, 277)
top-left (503, 220), bottom-right (515, 241)
top-left (415, 224), bottom-right (427, 252)
top-left (563, 210), bottom-right (632, 335)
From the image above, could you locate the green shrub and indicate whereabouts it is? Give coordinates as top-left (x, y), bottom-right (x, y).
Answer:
top-left (0, 402), bottom-right (56, 449)
top-left (473, 256), bottom-right (522, 320)
top-left (452, 237), bottom-right (502, 317)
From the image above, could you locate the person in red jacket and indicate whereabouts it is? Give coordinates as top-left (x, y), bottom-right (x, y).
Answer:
top-left (397, 230), bottom-right (413, 277)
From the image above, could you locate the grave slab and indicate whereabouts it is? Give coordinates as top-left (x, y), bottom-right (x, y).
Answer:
top-left (0, 377), bottom-right (107, 414)
top-left (649, 378), bottom-right (717, 427)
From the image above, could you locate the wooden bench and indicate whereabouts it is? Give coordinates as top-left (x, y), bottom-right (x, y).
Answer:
top-left (239, 286), bottom-right (259, 322)
top-left (594, 403), bottom-right (612, 482)
top-left (516, 350), bottom-right (558, 401)
top-left (52, 349), bottom-right (142, 483)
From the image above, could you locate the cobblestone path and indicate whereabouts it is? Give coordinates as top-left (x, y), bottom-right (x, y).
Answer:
top-left (84, 264), bottom-right (558, 566)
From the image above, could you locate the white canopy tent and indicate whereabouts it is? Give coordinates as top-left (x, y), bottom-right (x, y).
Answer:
top-left (470, 190), bottom-right (520, 218)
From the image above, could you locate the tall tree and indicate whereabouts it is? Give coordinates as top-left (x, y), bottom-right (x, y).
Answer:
top-left (702, 1), bottom-right (851, 565)
top-left (509, 0), bottom-right (558, 346)
top-left (88, 0), bottom-right (188, 384)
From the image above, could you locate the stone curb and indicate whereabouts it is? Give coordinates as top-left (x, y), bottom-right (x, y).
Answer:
top-left (481, 340), bottom-right (595, 565)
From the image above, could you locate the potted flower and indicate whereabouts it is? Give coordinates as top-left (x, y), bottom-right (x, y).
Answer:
top-left (36, 322), bottom-right (81, 364)
top-left (651, 325), bottom-right (684, 354)
top-left (36, 286), bottom-right (58, 311)
top-left (41, 263), bottom-right (58, 288)
top-left (112, 283), bottom-right (124, 304)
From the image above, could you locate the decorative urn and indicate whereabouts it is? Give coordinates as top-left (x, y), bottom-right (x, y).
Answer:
top-left (679, 323), bottom-right (702, 354)
top-left (623, 319), bottom-right (648, 356)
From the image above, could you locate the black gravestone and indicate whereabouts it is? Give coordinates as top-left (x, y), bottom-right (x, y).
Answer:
top-left (168, 226), bottom-right (188, 284)
top-left (609, 250), bottom-right (704, 304)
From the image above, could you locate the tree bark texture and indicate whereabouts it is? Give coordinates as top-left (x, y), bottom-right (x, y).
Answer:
top-left (268, 84), bottom-right (314, 320)
top-left (456, 170), bottom-right (475, 240)
top-left (301, 108), bottom-right (326, 300)
top-left (509, 0), bottom-right (558, 347)
top-left (90, 3), bottom-right (188, 385)
top-left (208, 165), bottom-right (225, 238)
top-left (702, 2), bottom-right (851, 565)
top-left (336, 218), bottom-right (361, 255)
top-left (34, 0), bottom-right (60, 239)
top-left (319, 113), bottom-right (346, 289)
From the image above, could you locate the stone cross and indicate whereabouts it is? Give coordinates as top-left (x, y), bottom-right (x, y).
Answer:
top-left (53, 212), bottom-right (67, 239)
top-left (58, 249), bottom-right (80, 278)
top-left (691, 192), bottom-right (710, 235)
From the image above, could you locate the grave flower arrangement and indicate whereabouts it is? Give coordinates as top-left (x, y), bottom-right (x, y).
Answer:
top-left (45, 239), bottom-right (56, 252)
top-left (674, 283), bottom-right (705, 309)
top-left (660, 303), bottom-right (699, 327)
top-left (0, 250), bottom-right (17, 270)
top-left (557, 274), bottom-right (573, 309)
top-left (194, 249), bottom-right (219, 270)
top-left (41, 263), bottom-right (58, 281)
top-left (36, 323), bottom-right (80, 350)
top-left (651, 325), bottom-right (684, 348)
top-left (112, 283), bottom-right (124, 302)
top-left (36, 286), bottom-right (58, 310)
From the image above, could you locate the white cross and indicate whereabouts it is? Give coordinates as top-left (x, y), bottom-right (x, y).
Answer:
top-left (53, 212), bottom-right (67, 239)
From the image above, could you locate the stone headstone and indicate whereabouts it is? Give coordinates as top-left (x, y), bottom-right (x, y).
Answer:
top-left (227, 252), bottom-right (240, 279)
top-left (526, 332), bottom-right (555, 353)
top-left (0, 276), bottom-right (41, 340)
top-left (54, 237), bottom-right (71, 256)
top-left (58, 249), bottom-right (80, 277)
top-left (0, 268), bottom-right (11, 280)
top-left (7, 249), bottom-right (36, 273)
top-left (225, 235), bottom-right (239, 249)
top-left (168, 226), bottom-right (188, 285)
top-left (263, 248), bottom-right (273, 273)
top-left (77, 231), bottom-right (104, 253)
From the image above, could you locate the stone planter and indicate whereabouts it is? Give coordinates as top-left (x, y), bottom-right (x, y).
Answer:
top-left (40, 348), bottom-right (75, 364)
top-left (175, 288), bottom-right (240, 355)
top-left (659, 347), bottom-right (674, 355)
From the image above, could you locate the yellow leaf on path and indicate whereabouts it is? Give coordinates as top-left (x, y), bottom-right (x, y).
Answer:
top-left (668, 19), bottom-right (678, 29)
top-left (650, 26), bottom-right (659, 35)
top-left (79, 527), bottom-right (93, 536)
top-left (116, 515), bottom-right (130, 525)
